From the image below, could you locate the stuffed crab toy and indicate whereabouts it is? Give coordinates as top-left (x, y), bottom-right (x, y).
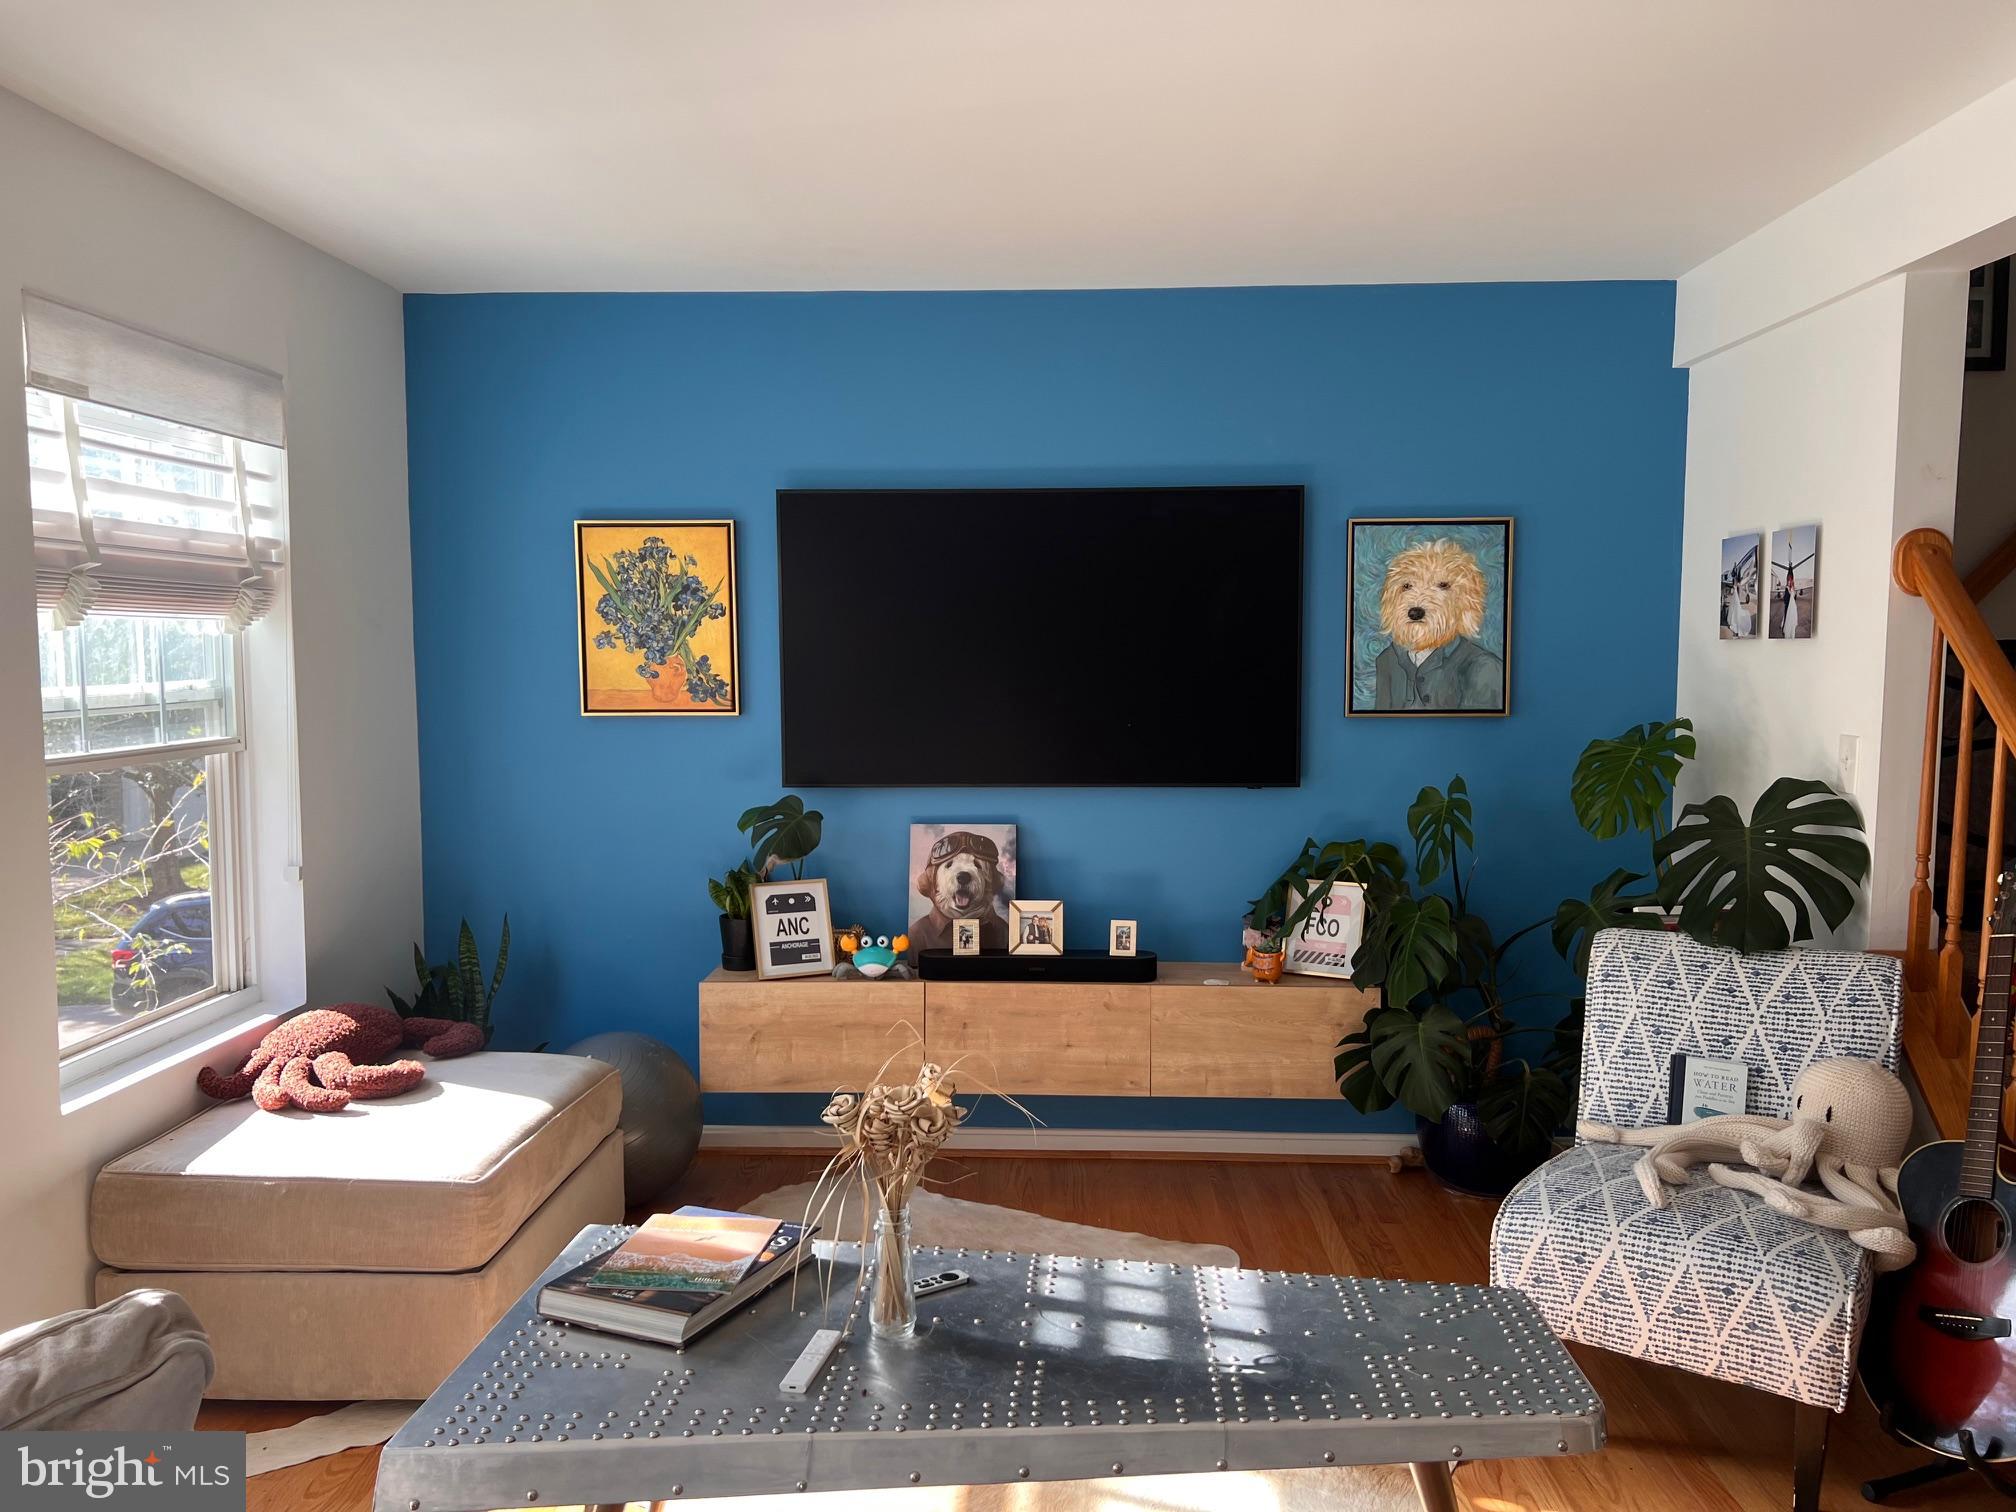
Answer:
top-left (834, 928), bottom-right (916, 980)
top-left (1577, 1056), bottom-right (1916, 1271)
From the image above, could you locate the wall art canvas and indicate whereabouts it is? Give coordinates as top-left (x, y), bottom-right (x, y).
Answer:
top-left (907, 822), bottom-right (1017, 959)
top-left (1347, 518), bottom-right (1511, 716)
top-left (575, 520), bottom-right (739, 715)
top-left (1719, 532), bottom-right (1762, 640)
top-left (1768, 525), bottom-right (1818, 640)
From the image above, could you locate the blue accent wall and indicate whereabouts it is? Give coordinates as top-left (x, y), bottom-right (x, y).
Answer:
top-left (403, 284), bottom-right (1687, 1133)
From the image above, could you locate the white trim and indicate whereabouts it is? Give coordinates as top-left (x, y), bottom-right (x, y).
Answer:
top-left (1673, 73), bottom-right (2016, 366)
top-left (700, 1124), bottom-right (1416, 1160)
top-left (57, 983), bottom-right (279, 1099)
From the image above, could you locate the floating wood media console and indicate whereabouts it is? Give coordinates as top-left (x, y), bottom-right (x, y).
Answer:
top-left (698, 963), bottom-right (1378, 1099)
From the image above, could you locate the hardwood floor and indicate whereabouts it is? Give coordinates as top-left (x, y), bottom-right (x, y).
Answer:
top-left (208, 1152), bottom-right (1978, 1512)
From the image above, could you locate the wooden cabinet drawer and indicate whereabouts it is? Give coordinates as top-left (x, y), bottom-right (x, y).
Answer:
top-left (1150, 972), bottom-right (1377, 1098)
top-left (699, 972), bottom-right (924, 1092)
top-left (924, 983), bottom-right (1150, 1096)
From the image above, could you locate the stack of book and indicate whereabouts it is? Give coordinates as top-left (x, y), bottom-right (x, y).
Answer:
top-left (537, 1206), bottom-right (814, 1346)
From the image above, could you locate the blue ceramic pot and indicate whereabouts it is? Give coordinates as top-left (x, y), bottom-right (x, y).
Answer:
top-left (1416, 1103), bottom-right (1546, 1198)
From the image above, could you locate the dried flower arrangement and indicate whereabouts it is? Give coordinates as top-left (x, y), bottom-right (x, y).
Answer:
top-left (800, 1029), bottom-right (1042, 1340)
top-left (816, 1062), bottom-right (970, 1336)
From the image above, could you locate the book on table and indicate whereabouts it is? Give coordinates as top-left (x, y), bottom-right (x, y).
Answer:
top-left (537, 1207), bottom-right (815, 1346)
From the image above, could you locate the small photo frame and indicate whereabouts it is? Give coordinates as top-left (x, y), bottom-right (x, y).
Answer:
top-left (1281, 882), bottom-right (1365, 980)
top-left (1109, 919), bottom-right (1137, 957)
top-left (1009, 899), bottom-right (1065, 956)
top-left (752, 878), bottom-right (835, 979)
top-left (952, 917), bottom-right (983, 956)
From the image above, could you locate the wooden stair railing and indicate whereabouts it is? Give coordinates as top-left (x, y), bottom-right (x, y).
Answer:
top-left (1896, 527), bottom-right (2016, 1139)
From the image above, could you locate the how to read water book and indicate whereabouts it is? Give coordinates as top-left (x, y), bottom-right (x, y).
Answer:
top-left (537, 1207), bottom-right (814, 1346)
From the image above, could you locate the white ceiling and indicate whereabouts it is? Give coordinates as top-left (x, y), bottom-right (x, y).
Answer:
top-left (3, 2), bottom-right (2015, 294)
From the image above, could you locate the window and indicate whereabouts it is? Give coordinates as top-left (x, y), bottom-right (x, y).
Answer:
top-left (24, 296), bottom-right (286, 1059)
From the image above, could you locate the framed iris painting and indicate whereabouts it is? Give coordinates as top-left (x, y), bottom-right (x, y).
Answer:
top-left (574, 520), bottom-right (740, 716)
top-left (1346, 517), bottom-right (1512, 717)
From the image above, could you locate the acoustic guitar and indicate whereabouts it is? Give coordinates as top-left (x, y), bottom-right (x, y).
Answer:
top-left (1863, 872), bottom-right (2016, 1463)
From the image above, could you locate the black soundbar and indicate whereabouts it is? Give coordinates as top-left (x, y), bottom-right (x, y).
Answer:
top-left (917, 949), bottom-right (1158, 983)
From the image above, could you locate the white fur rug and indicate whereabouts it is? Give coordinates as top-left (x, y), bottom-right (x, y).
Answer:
top-left (742, 1182), bottom-right (1241, 1268)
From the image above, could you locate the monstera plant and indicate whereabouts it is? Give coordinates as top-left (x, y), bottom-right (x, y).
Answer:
top-left (1324, 716), bottom-right (1871, 1194)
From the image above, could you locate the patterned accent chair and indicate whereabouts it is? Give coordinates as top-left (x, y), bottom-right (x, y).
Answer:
top-left (1489, 928), bottom-right (1902, 1512)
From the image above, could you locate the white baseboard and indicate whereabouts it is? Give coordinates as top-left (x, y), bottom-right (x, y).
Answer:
top-left (701, 1124), bottom-right (1415, 1159)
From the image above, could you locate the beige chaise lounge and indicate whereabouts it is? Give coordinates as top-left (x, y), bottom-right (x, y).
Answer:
top-left (91, 1051), bottom-right (623, 1399)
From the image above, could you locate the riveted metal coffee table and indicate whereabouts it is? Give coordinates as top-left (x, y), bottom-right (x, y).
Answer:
top-left (373, 1224), bottom-right (1603, 1512)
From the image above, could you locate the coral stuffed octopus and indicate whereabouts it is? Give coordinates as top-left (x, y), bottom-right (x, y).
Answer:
top-left (1578, 1056), bottom-right (1917, 1271)
top-left (196, 1002), bottom-right (482, 1113)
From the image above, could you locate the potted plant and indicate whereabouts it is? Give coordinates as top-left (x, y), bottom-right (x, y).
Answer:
top-left (737, 794), bottom-right (824, 878)
top-left (708, 862), bottom-right (758, 971)
top-left (1331, 778), bottom-right (1582, 1195)
top-left (1328, 719), bottom-right (1873, 1196)
top-left (708, 795), bottom-right (825, 972)
top-left (387, 916), bottom-right (510, 1046)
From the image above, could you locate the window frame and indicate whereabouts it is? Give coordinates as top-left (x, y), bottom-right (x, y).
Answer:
top-left (33, 389), bottom-right (265, 1069)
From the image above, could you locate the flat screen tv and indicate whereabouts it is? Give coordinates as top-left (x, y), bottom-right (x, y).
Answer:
top-left (777, 486), bottom-right (1303, 786)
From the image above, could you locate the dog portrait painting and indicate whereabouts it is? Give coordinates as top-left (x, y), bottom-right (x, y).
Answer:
top-left (1348, 519), bottom-right (1511, 716)
top-left (906, 822), bottom-right (1017, 961)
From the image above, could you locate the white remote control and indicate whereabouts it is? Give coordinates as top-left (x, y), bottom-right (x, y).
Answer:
top-left (779, 1328), bottom-right (842, 1395)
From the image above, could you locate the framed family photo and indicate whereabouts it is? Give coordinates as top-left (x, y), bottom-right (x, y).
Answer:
top-left (575, 520), bottom-right (739, 716)
top-left (1346, 518), bottom-right (1511, 716)
top-left (1009, 899), bottom-right (1064, 956)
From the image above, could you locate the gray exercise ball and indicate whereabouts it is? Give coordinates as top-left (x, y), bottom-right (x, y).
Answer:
top-left (564, 1032), bottom-right (703, 1205)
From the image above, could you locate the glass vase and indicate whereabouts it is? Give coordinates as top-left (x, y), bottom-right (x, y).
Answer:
top-left (871, 1205), bottom-right (916, 1339)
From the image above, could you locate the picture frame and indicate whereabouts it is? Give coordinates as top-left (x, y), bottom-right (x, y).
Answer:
top-left (575, 520), bottom-right (740, 716)
top-left (1108, 919), bottom-right (1137, 957)
top-left (1719, 532), bottom-right (1762, 640)
top-left (1969, 258), bottom-right (2009, 373)
top-left (906, 822), bottom-right (1016, 959)
top-left (1768, 524), bottom-right (1818, 640)
top-left (952, 918), bottom-right (982, 956)
top-left (1008, 899), bottom-right (1065, 956)
top-left (1281, 881), bottom-right (1365, 980)
top-left (751, 878), bottom-right (835, 979)
top-left (1347, 517), bottom-right (1512, 717)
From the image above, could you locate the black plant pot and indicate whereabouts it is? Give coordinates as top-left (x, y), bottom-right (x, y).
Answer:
top-left (719, 914), bottom-right (755, 972)
top-left (1415, 1103), bottom-right (1546, 1198)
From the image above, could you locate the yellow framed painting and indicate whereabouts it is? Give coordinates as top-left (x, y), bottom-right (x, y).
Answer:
top-left (575, 520), bottom-right (740, 716)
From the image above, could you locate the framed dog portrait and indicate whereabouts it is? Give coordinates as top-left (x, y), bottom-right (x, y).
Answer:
top-left (1009, 899), bottom-right (1064, 956)
top-left (575, 520), bottom-right (739, 716)
top-left (751, 878), bottom-right (834, 980)
top-left (1347, 518), bottom-right (1511, 717)
top-left (906, 822), bottom-right (1017, 961)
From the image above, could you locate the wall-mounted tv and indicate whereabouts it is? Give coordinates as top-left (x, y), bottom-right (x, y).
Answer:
top-left (777, 486), bottom-right (1303, 787)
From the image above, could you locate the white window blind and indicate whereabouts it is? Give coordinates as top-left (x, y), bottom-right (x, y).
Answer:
top-left (22, 297), bottom-right (286, 630)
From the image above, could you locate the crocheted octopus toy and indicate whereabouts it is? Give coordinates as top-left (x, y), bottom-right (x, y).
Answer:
top-left (1577, 1056), bottom-right (1917, 1271)
top-left (195, 1002), bottom-right (482, 1113)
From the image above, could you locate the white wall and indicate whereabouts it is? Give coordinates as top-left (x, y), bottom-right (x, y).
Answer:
top-left (1674, 75), bottom-right (2016, 366)
top-left (1675, 271), bottom-right (1966, 949)
top-left (0, 87), bottom-right (423, 1328)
